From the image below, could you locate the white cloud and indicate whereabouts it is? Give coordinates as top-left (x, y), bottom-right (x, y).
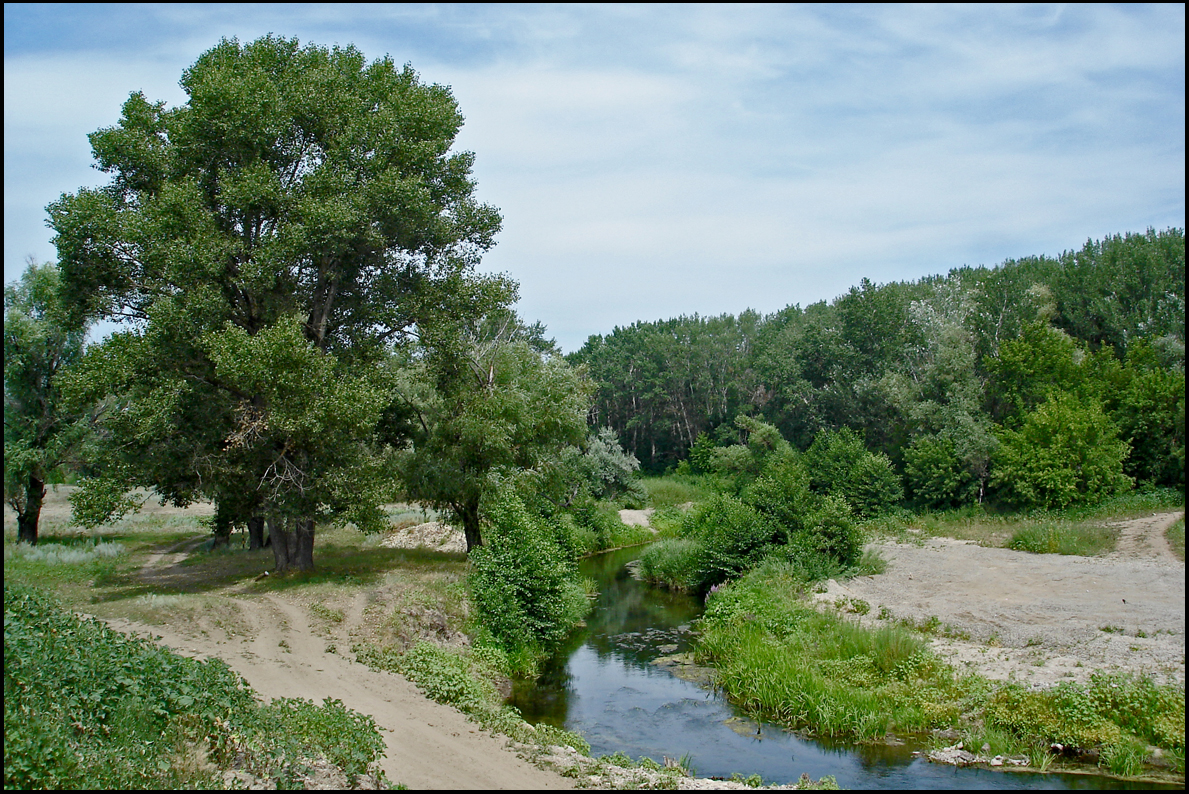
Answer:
top-left (4, 5), bottom-right (1182, 352)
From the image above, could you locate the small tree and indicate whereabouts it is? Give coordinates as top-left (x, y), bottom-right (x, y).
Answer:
top-left (4, 261), bottom-right (91, 544)
top-left (992, 392), bottom-right (1132, 510)
top-left (397, 339), bottom-right (592, 551)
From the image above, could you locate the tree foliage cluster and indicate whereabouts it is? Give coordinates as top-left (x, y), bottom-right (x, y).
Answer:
top-left (572, 228), bottom-right (1185, 510)
top-left (16, 35), bottom-right (623, 589)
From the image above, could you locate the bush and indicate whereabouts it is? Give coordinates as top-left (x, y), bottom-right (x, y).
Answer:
top-left (683, 494), bottom-right (778, 591)
top-left (788, 493), bottom-right (863, 571)
top-left (846, 452), bottom-right (903, 517)
top-left (741, 448), bottom-right (815, 540)
top-left (468, 492), bottom-right (589, 657)
top-left (904, 435), bottom-right (976, 509)
top-left (992, 392), bottom-right (1132, 509)
top-left (805, 428), bottom-right (902, 516)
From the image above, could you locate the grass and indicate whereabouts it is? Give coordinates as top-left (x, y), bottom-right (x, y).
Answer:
top-left (694, 558), bottom-right (1186, 779)
top-left (639, 473), bottom-right (718, 509)
top-left (900, 489), bottom-right (1185, 556)
top-left (1168, 516), bottom-right (1185, 561)
top-left (3, 583), bottom-right (387, 790)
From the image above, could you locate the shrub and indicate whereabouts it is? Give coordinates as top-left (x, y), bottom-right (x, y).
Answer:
top-left (805, 428), bottom-right (902, 516)
top-left (904, 435), bottom-right (976, 509)
top-left (992, 392), bottom-right (1132, 509)
top-left (684, 494), bottom-right (778, 591)
top-left (741, 448), bottom-right (815, 540)
top-left (468, 492), bottom-right (589, 657)
top-left (846, 452), bottom-right (903, 517)
top-left (790, 493), bottom-right (863, 570)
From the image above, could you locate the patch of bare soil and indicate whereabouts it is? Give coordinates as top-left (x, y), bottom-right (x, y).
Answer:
top-left (618, 508), bottom-right (656, 530)
top-left (101, 593), bottom-right (574, 789)
top-left (819, 511), bottom-right (1185, 687)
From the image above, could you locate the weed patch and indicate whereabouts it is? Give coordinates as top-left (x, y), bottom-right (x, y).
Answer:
top-left (3, 583), bottom-right (386, 789)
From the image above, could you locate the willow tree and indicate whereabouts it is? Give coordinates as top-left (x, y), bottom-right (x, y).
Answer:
top-left (49, 35), bottom-right (509, 570)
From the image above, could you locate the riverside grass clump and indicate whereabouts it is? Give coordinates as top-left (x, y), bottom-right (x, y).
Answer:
top-left (3, 583), bottom-right (386, 790)
top-left (354, 640), bottom-right (590, 755)
top-left (695, 561), bottom-right (1186, 778)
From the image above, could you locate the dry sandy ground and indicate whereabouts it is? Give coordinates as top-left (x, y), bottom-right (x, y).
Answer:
top-left (818, 511), bottom-right (1186, 687)
top-left (103, 591), bottom-right (574, 790)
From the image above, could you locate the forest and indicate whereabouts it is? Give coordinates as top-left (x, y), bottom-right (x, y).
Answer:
top-left (571, 227), bottom-right (1185, 509)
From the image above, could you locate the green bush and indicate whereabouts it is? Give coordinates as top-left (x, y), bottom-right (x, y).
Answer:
top-left (684, 494), bottom-right (778, 591)
top-left (992, 392), bottom-right (1132, 509)
top-left (741, 448), bottom-right (815, 540)
top-left (904, 435), bottom-right (976, 509)
top-left (790, 493), bottom-right (863, 571)
top-left (468, 492), bottom-right (589, 657)
top-left (846, 452), bottom-right (903, 517)
top-left (805, 428), bottom-right (902, 516)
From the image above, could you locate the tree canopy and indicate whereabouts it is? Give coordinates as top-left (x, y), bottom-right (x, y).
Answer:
top-left (49, 35), bottom-right (511, 569)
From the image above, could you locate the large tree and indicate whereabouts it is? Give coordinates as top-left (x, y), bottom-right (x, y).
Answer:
top-left (4, 260), bottom-right (92, 544)
top-left (49, 35), bottom-right (509, 570)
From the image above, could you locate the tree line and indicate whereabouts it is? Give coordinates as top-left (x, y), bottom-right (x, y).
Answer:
top-left (570, 228), bottom-right (1185, 507)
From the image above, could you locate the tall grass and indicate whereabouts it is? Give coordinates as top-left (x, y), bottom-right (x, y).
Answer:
top-left (1008, 522), bottom-right (1116, 556)
top-left (694, 558), bottom-right (1186, 777)
top-left (640, 474), bottom-right (717, 508)
top-left (1168, 517), bottom-right (1185, 561)
top-left (636, 539), bottom-right (701, 591)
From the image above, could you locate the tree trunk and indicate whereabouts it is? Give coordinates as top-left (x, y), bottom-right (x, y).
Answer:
top-left (294, 517), bottom-right (315, 571)
top-left (17, 474), bottom-right (46, 545)
top-left (247, 516), bottom-right (265, 550)
top-left (459, 500), bottom-right (482, 553)
top-left (268, 515), bottom-right (295, 572)
top-left (266, 515), bottom-right (315, 571)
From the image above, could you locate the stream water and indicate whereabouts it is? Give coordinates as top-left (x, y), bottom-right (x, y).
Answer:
top-left (508, 546), bottom-right (1175, 790)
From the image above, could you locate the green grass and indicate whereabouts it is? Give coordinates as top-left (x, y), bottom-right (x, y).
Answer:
top-left (636, 538), bottom-right (702, 591)
top-left (1007, 521), bottom-right (1117, 556)
top-left (3, 583), bottom-right (387, 789)
top-left (694, 558), bottom-right (1186, 778)
top-left (1167, 517), bottom-right (1185, 561)
top-left (639, 474), bottom-right (717, 509)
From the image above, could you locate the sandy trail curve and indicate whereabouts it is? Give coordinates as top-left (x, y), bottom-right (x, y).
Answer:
top-left (97, 547), bottom-right (574, 790)
top-left (822, 511), bottom-right (1185, 687)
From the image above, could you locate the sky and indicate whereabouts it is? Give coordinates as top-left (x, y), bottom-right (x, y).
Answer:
top-left (5, 3), bottom-right (1185, 353)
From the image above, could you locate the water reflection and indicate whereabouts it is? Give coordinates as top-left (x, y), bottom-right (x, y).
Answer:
top-left (508, 547), bottom-right (1176, 790)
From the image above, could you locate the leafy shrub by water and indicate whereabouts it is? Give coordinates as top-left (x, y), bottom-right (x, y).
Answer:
top-left (684, 493), bottom-right (778, 591)
top-left (468, 491), bottom-right (589, 660)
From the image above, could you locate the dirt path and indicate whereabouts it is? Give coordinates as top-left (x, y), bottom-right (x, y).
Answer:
top-left (102, 593), bottom-right (573, 789)
top-left (821, 511), bottom-right (1185, 687)
top-left (86, 526), bottom-right (575, 790)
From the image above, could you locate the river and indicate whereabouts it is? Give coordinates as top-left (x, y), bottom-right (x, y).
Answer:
top-left (508, 546), bottom-right (1175, 790)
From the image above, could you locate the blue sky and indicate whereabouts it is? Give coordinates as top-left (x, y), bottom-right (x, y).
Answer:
top-left (5, 4), bottom-right (1184, 353)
